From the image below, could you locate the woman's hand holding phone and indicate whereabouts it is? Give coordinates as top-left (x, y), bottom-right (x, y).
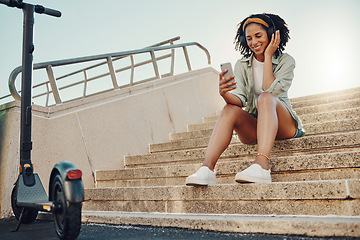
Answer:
top-left (219, 63), bottom-right (236, 96)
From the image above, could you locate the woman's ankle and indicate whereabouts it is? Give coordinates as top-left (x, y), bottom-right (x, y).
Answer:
top-left (253, 156), bottom-right (270, 170)
top-left (202, 163), bottom-right (215, 172)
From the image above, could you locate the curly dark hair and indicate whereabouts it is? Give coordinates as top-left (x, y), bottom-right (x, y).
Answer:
top-left (234, 13), bottom-right (290, 58)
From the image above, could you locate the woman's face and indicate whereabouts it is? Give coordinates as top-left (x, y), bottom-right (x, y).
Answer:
top-left (245, 23), bottom-right (269, 61)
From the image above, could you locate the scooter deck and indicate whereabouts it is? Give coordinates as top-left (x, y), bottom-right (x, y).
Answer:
top-left (16, 173), bottom-right (54, 212)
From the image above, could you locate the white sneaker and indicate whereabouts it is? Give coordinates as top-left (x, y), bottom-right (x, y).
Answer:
top-left (185, 166), bottom-right (216, 186)
top-left (235, 164), bottom-right (271, 184)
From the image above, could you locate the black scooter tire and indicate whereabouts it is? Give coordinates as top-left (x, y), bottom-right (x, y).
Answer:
top-left (52, 174), bottom-right (81, 240)
top-left (11, 184), bottom-right (38, 223)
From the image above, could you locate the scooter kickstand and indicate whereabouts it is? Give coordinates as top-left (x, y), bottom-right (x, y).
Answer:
top-left (11, 208), bottom-right (24, 232)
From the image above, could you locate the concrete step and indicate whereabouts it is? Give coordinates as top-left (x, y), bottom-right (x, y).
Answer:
top-left (150, 119), bottom-right (360, 154)
top-left (125, 130), bottom-right (360, 168)
top-left (304, 118), bottom-right (360, 135)
top-left (170, 108), bottom-right (360, 141)
top-left (97, 148), bottom-right (360, 188)
top-left (301, 107), bottom-right (360, 124)
top-left (202, 106), bottom-right (360, 125)
top-left (81, 211), bottom-right (360, 237)
top-left (84, 179), bottom-right (360, 216)
top-left (170, 128), bottom-right (213, 142)
top-left (192, 102), bottom-right (360, 132)
top-left (290, 89), bottom-right (360, 108)
top-left (295, 98), bottom-right (360, 116)
top-left (290, 87), bottom-right (360, 103)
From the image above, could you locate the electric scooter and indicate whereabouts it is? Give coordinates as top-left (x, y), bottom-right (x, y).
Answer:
top-left (0, 1), bottom-right (84, 239)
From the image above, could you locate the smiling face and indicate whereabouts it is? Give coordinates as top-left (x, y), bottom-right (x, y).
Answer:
top-left (245, 23), bottom-right (269, 62)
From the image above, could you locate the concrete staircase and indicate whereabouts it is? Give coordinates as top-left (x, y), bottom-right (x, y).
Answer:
top-left (82, 87), bottom-right (360, 237)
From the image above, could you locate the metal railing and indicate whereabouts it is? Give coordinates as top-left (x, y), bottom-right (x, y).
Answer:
top-left (1, 37), bottom-right (211, 106)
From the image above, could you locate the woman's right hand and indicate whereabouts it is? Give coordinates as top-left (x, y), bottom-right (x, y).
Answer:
top-left (219, 69), bottom-right (236, 97)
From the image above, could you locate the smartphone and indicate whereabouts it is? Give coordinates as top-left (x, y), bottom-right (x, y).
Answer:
top-left (220, 62), bottom-right (236, 88)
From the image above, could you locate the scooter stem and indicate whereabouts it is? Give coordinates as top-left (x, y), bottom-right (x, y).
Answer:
top-left (20, 3), bottom-right (35, 186)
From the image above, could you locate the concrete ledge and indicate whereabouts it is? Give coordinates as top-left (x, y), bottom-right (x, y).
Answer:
top-left (81, 211), bottom-right (360, 237)
top-left (30, 68), bottom-right (220, 118)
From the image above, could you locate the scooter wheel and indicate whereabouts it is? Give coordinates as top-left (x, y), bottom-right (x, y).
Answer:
top-left (11, 184), bottom-right (38, 223)
top-left (52, 174), bottom-right (81, 240)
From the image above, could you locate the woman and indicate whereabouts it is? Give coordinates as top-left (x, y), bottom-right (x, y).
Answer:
top-left (186, 13), bottom-right (305, 185)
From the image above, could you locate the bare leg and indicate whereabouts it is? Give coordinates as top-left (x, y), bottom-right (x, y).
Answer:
top-left (254, 92), bottom-right (297, 170)
top-left (202, 93), bottom-right (296, 172)
top-left (203, 104), bottom-right (257, 171)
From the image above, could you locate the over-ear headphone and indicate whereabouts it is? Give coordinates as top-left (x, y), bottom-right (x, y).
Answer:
top-left (263, 14), bottom-right (276, 41)
top-left (239, 14), bottom-right (276, 50)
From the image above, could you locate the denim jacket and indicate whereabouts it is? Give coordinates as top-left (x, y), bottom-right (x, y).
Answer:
top-left (230, 53), bottom-right (304, 133)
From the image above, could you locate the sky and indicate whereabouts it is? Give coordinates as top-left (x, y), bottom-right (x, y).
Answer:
top-left (0, 0), bottom-right (359, 105)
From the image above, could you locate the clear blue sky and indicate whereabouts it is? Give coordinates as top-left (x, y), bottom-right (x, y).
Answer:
top-left (1, 0), bottom-right (359, 104)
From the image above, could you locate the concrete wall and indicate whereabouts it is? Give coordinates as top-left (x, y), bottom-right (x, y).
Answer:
top-left (0, 67), bottom-right (224, 218)
top-left (0, 102), bottom-right (20, 218)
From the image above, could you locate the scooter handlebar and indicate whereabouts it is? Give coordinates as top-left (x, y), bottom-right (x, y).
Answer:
top-left (35, 5), bottom-right (61, 18)
top-left (0, 0), bottom-right (11, 5)
top-left (0, 0), bottom-right (61, 18)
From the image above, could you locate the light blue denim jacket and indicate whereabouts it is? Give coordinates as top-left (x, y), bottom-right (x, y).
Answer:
top-left (230, 53), bottom-right (305, 133)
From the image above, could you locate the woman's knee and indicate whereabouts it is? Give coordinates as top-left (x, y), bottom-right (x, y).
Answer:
top-left (220, 104), bottom-right (245, 121)
top-left (222, 104), bottom-right (243, 115)
top-left (257, 92), bottom-right (276, 109)
top-left (220, 104), bottom-right (257, 143)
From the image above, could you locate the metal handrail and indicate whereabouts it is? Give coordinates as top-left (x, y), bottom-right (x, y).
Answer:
top-left (4, 37), bottom-right (211, 106)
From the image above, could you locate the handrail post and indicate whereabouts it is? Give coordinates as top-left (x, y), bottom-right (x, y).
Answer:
top-left (45, 83), bottom-right (50, 107)
top-left (130, 55), bottom-right (135, 86)
top-left (46, 65), bottom-right (62, 105)
top-left (83, 70), bottom-right (88, 97)
top-left (170, 41), bottom-right (175, 76)
top-left (107, 56), bottom-right (119, 89)
top-left (150, 51), bottom-right (160, 79)
top-left (182, 46), bottom-right (192, 71)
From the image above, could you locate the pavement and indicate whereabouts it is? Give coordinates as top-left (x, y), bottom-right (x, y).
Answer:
top-left (0, 217), bottom-right (357, 240)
